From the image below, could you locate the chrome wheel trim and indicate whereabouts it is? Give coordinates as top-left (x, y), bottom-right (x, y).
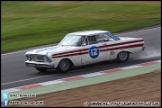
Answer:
top-left (60, 60), bottom-right (70, 71)
top-left (119, 52), bottom-right (128, 61)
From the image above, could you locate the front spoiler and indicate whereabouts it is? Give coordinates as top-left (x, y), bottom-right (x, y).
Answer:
top-left (25, 61), bottom-right (55, 68)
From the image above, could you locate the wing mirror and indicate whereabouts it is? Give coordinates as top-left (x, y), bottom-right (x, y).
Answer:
top-left (82, 43), bottom-right (86, 46)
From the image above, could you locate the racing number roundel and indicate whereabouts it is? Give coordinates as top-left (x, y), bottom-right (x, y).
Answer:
top-left (89, 46), bottom-right (100, 59)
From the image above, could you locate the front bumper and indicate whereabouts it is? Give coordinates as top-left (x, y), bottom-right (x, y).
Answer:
top-left (25, 61), bottom-right (55, 68)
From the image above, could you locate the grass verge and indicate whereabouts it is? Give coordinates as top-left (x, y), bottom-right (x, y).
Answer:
top-left (2, 1), bottom-right (161, 53)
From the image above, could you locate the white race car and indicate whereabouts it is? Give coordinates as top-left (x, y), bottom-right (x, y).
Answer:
top-left (25, 30), bottom-right (145, 72)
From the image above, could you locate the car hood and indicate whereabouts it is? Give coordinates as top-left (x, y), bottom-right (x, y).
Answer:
top-left (25, 45), bottom-right (75, 55)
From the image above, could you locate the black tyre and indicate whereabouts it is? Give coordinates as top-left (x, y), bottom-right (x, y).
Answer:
top-left (58, 59), bottom-right (72, 72)
top-left (35, 67), bottom-right (47, 72)
top-left (117, 51), bottom-right (130, 63)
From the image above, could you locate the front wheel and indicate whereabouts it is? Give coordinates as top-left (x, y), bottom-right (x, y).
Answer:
top-left (58, 59), bottom-right (72, 73)
top-left (35, 67), bottom-right (47, 72)
top-left (116, 51), bottom-right (130, 63)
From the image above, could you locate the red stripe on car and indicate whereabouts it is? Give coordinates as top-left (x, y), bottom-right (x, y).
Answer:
top-left (53, 43), bottom-right (143, 58)
top-left (53, 40), bottom-right (143, 57)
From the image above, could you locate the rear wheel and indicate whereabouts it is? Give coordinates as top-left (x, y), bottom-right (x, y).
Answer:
top-left (117, 51), bottom-right (130, 62)
top-left (58, 59), bottom-right (72, 73)
top-left (35, 68), bottom-right (47, 72)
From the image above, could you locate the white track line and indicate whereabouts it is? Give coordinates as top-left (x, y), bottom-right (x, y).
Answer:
top-left (1, 43), bottom-right (58, 56)
top-left (1, 50), bottom-right (25, 55)
top-left (1, 75), bottom-right (55, 85)
top-left (122, 65), bottom-right (142, 70)
top-left (117, 26), bottom-right (161, 35)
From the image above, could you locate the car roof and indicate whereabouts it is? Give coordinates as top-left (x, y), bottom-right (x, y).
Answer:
top-left (67, 30), bottom-right (109, 36)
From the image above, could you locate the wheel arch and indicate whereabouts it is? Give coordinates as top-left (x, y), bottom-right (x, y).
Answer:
top-left (116, 50), bottom-right (130, 63)
top-left (57, 58), bottom-right (75, 68)
top-left (118, 50), bottom-right (133, 54)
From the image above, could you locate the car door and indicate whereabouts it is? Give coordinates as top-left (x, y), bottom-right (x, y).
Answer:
top-left (103, 33), bottom-right (118, 60)
top-left (81, 35), bottom-right (108, 65)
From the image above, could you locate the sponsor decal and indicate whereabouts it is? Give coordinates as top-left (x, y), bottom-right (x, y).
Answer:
top-left (89, 46), bottom-right (100, 59)
top-left (106, 32), bottom-right (120, 40)
top-left (110, 51), bottom-right (115, 55)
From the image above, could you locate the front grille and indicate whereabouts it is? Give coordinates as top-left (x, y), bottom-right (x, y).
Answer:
top-left (36, 55), bottom-right (45, 62)
top-left (27, 54), bottom-right (46, 62)
top-left (29, 55), bottom-right (37, 61)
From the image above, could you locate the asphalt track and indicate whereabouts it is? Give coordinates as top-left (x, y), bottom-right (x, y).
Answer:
top-left (1, 26), bottom-right (161, 90)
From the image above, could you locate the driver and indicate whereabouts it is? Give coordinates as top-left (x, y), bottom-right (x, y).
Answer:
top-left (82, 36), bottom-right (88, 45)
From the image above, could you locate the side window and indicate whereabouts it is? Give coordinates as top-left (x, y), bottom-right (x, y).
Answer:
top-left (95, 34), bottom-right (109, 43)
top-left (88, 35), bottom-right (98, 45)
top-left (102, 34), bottom-right (109, 42)
top-left (96, 34), bottom-right (104, 43)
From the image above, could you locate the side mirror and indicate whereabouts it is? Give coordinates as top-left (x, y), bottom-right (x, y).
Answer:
top-left (82, 43), bottom-right (86, 46)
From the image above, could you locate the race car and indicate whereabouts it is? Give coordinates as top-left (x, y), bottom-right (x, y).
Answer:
top-left (25, 30), bottom-right (145, 72)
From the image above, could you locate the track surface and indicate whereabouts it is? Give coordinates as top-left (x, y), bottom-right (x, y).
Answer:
top-left (1, 26), bottom-right (161, 89)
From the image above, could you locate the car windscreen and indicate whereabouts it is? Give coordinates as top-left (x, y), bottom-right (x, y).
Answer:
top-left (58, 35), bottom-right (82, 46)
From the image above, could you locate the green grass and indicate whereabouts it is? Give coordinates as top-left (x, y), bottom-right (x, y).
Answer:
top-left (1, 1), bottom-right (161, 53)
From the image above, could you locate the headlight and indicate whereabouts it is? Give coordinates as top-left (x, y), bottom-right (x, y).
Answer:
top-left (36, 55), bottom-right (44, 62)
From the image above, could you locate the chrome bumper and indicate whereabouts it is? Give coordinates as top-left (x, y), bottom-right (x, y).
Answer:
top-left (25, 61), bottom-right (55, 68)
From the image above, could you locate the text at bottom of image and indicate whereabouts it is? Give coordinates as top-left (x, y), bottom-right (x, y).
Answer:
top-left (84, 101), bottom-right (161, 107)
